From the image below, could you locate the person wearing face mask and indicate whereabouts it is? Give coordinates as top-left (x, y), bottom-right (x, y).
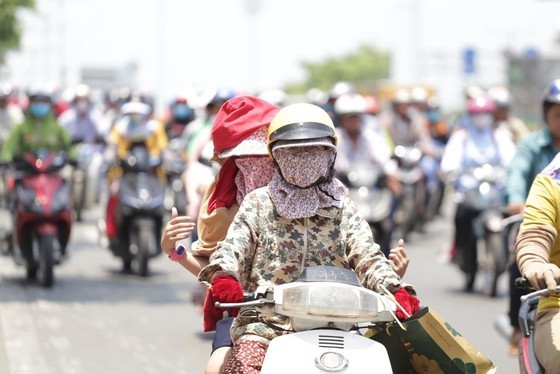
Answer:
top-left (101, 100), bottom-right (168, 250)
top-left (160, 96), bottom-right (279, 374)
top-left (0, 87), bottom-right (75, 163)
top-left (197, 103), bottom-right (420, 373)
top-left (181, 88), bottom-right (238, 229)
top-left (58, 84), bottom-right (106, 211)
top-left (488, 85), bottom-right (530, 144)
top-left (164, 96), bottom-right (196, 140)
top-left (58, 84), bottom-right (105, 143)
top-left (333, 92), bottom-right (403, 257)
top-left (440, 95), bottom-right (516, 291)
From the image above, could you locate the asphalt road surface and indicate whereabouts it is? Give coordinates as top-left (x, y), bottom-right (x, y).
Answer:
top-left (0, 198), bottom-right (518, 373)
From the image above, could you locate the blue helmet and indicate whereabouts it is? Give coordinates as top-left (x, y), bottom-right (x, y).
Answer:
top-left (542, 79), bottom-right (560, 118)
top-left (542, 79), bottom-right (560, 104)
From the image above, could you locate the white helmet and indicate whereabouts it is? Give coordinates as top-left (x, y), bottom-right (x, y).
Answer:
top-left (329, 81), bottom-right (356, 100)
top-left (393, 88), bottom-right (411, 104)
top-left (488, 86), bottom-right (511, 107)
top-left (333, 93), bottom-right (367, 116)
top-left (411, 86), bottom-right (429, 104)
top-left (120, 101), bottom-right (151, 116)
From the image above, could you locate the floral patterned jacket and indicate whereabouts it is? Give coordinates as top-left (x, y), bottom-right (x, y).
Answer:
top-left (198, 186), bottom-right (403, 343)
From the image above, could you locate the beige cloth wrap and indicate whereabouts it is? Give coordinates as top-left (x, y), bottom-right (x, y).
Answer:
top-left (193, 156), bottom-right (240, 257)
top-left (516, 225), bottom-right (558, 288)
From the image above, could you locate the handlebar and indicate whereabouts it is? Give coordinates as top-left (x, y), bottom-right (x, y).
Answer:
top-left (515, 277), bottom-right (532, 290)
top-left (215, 299), bottom-right (271, 309)
top-left (214, 291), bottom-right (273, 309)
top-left (502, 213), bottom-right (523, 228)
top-left (516, 277), bottom-right (560, 302)
top-left (72, 136), bottom-right (107, 146)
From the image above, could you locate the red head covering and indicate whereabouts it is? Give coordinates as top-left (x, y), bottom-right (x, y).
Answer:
top-left (211, 96), bottom-right (279, 153)
top-left (207, 96), bottom-right (279, 213)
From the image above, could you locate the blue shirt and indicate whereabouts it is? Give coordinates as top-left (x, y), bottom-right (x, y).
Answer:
top-left (506, 128), bottom-right (559, 204)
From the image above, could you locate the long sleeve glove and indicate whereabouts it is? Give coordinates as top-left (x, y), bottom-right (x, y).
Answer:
top-left (392, 287), bottom-right (420, 320)
top-left (203, 275), bottom-right (243, 332)
top-left (516, 226), bottom-right (560, 291)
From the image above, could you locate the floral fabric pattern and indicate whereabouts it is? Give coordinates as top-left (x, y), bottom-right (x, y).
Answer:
top-left (235, 157), bottom-right (275, 205)
top-left (274, 148), bottom-right (335, 188)
top-left (199, 187), bottom-right (401, 343)
top-left (267, 147), bottom-right (347, 219)
top-left (222, 338), bottom-right (269, 374)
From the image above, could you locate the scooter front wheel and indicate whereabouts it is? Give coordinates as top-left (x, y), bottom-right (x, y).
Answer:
top-left (37, 234), bottom-right (56, 287)
top-left (131, 229), bottom-right (150, 277)
top-left (483, 232), bottom-right (506, 297)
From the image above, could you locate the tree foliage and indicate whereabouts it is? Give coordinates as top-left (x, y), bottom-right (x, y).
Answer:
top-left (284, 44), bottom-right (390, 94)
top-left (0, 0), bottom-right (35, 66)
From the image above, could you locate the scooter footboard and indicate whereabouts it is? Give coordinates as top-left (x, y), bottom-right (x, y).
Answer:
top-left (261, 329), bottom-right (392, 373)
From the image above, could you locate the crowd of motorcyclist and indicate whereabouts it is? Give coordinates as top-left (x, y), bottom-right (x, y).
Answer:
top-left (2, 77), bottom-right (560, 370)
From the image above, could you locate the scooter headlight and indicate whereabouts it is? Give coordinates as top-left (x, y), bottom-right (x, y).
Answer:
top-left (279, 282), bottom-right (387, 321)
top-left (486, 215), bottom-right (504, 232)
top-left (51, 181), bottom-right (71, 213)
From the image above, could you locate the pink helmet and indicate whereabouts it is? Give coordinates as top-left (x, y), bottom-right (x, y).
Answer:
top-left (363, 95), bottom-right (379, 115)
top-left (467, 96), bottom-right (496, 113)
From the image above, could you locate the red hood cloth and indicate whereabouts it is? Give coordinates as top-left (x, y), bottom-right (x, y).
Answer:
top-left (207, 96), bottom-right (279, 214)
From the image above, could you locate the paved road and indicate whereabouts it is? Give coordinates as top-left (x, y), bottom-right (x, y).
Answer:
top-left (0, 198), bottom-right (518, 373)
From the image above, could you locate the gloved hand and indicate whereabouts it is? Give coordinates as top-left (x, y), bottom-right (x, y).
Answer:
top-left (393, 288), bottom-right (420, 320)
top-left (523, 262), bottom-right (560, 292)
top-left (203, 275), bottom-right (243, 332)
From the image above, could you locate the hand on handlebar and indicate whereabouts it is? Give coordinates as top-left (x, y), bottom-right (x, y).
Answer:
top-left (523, 263), bottom-right (560, 292)
top-left (203, 275), bottom-right (243, 332)
top-left (392, 287), bottom-right (420, 320)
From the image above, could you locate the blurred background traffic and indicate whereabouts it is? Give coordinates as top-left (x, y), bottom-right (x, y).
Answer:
top-left (1, 0), bottom-right (560, 373)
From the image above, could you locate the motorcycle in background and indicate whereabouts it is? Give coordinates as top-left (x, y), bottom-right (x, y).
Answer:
top-left (424, 140), bottom-right (447, 222)
top-left (70, 140), bottom-right (105, 221)
top-left (162, 138), bottom-right (188, 216)
top-left (392, 144), bottom-right (427, 241)
top-left (337, 163), bottom-right (393, 255)
top-left (453, 164), bottom-right (508, 296)
top-left (1, 150), bottom-right (74, 287)
top-left (108, 142), bottom-right (165, 276)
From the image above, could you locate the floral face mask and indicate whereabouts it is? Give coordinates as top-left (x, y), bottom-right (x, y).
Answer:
top-left (273, 148), bottom-right (335, 188)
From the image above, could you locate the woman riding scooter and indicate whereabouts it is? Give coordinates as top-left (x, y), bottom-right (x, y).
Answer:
top-left (102, 100), bottom-right (168, 273)
top-left (161, 96), bottom-right (280, 374)
top-left (440, 95), bottom-right (516, 291)
top-left (197, 103), bottom-right (419, 372)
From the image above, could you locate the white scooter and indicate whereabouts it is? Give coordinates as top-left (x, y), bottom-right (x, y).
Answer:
top-left (217, 266), bottom-right (401, 373)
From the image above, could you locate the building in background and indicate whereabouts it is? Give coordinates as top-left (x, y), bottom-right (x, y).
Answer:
top-left (1, 0), bottom-right (559, 118)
